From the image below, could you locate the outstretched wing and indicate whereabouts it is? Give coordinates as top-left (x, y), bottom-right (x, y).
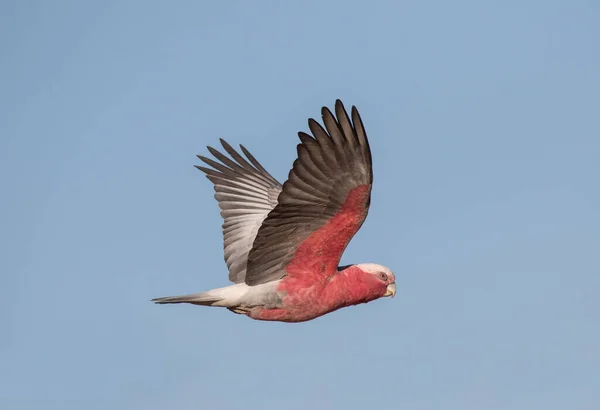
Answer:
top-left (245, 100), bottom-right (373, 286)
top-left (196, 139), bottom-right (282, 283)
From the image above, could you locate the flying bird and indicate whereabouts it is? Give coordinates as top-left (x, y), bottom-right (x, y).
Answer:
top-left (153, 100), bottom-right (395, 322)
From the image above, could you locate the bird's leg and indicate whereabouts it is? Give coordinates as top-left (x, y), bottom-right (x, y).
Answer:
top-left (228, 307), bottom-right (250, 315)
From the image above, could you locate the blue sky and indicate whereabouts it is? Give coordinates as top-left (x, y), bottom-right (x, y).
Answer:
top-left (1, 1), bottom-right (599, 409)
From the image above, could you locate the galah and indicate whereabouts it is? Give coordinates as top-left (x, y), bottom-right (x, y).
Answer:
top-left (153, 100), bottom-right (396, 322)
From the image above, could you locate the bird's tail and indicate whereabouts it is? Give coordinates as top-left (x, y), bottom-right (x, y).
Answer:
top-left (152, 292), bottom-right (222, 306)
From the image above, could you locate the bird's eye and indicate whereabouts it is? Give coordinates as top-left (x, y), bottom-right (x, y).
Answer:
top-left (378, 272), bottom-right (387, 281)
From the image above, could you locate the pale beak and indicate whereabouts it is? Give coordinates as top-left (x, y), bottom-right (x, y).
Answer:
top-left (384, 282), bottom-right (396, 298)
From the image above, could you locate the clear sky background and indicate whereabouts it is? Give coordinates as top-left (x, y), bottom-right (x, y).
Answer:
top-left (1, 1), bottom-right (599, 409)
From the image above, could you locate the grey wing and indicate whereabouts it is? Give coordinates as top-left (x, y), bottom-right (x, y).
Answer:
top-left (196, 139), bottom-right (282, 283)
top-left (244, 100), bottom-right (373, 286)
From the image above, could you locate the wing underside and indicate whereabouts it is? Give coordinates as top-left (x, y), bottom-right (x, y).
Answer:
top-left (196, 139), bottom-right (282, 283)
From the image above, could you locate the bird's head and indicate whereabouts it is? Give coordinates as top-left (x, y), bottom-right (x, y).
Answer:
top-left (353, 263), bottom-right (396, 298)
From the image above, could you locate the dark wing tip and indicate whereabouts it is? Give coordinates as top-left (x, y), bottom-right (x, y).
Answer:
top-left (351, 105), bottom-right (361, 122)
top-left (206, 145), bottom-right (221, 157)
top-left (194, 165), bottom-right (219, 180)
top-left (196, 155), bottom-right (211, 164)
top-left (321, 105), bottom-right (334, 118)
top-left (298, 131), bottom-right (315, 143)
top-left (219, 138), bottom-right (235, 152)
top-left (320, 106), bottom-right (339, 128)
top-left (194, 164), bottom-right (210, 172)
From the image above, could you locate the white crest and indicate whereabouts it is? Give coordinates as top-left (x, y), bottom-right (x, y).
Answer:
top-left (355, 263), bottom-right (394, 278)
